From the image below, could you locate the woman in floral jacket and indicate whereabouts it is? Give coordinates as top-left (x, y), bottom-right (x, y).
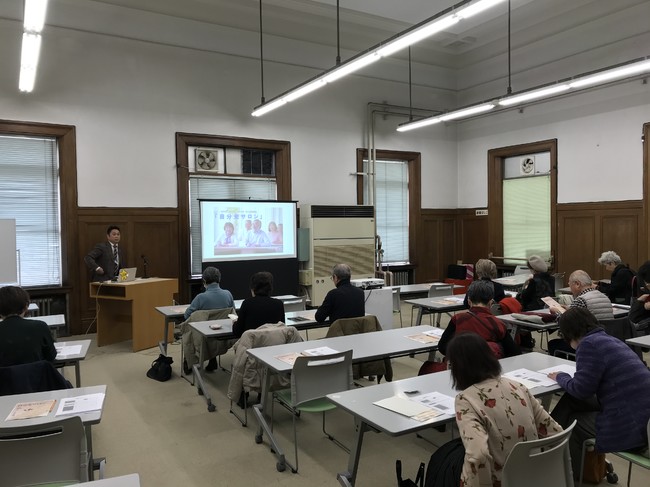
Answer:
top-left (445, 333), bottom-right (563, 487)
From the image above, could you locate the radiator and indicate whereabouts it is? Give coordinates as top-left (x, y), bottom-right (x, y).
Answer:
top-left (392, 270), bottom-right (410, 286)
top-left (31, 297), bottom-right (54, 316)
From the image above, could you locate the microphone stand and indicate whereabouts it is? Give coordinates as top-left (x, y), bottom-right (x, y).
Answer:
top-left (141, 254), bottom-right (150, 279)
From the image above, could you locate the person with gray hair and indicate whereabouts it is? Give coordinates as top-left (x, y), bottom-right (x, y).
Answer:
top-left (463, 259), bottom-right (506, 307)
top-left (438, 280), bottom-right (520, 358)
top-left (597, 250), bottom-right (635, 304)
top-left (315, 263), bottom-right (364, 323)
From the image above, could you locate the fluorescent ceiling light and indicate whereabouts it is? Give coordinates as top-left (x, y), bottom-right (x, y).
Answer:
top-left (251, 98), bottom-right (287, 117)
top-left (24, 0), bottom-right (49, 33)
top-left (439, 103), bottom-right (495, 121)
top-left (19, 33), bottom-right (42, 92)
top-left (569, 59), bottom-right (650, 88)
top-left (457, 0), bottom-right (507, 19)
top-left (396, 117), bottom-right (443, 132)
top-left (499, 84), bottom-right (569, 106)
top-left (323, 53), bottom-right (381, 83)
top-left (252, 0), bottom-right (505, 117)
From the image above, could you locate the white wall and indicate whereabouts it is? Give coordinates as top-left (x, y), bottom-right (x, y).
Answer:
top-left (0, 15), bottom-right (457, 209)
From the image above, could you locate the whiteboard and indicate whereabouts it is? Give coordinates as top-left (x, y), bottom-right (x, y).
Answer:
top-left (0, 219), bottom-right (18, 284)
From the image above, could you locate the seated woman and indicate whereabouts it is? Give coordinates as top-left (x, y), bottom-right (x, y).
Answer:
top-left (267, 221), bottom-right (282, 245)
top-left (439, 280), bottom-right (520, 359)
top-left (233, 271), bottom-right (285, 338)
top-left (463, 258), bottom-right (506, 307)
top-left (428, 333), bottom-right (562, 487)
top-left (214, 221), bottom-right (239, 248)
top-left (516, 254), bottom-right (555, 311)
top-left (597, 250), bottom-right (635, 304)
top-left (548, 307), bottom-right (650, 472)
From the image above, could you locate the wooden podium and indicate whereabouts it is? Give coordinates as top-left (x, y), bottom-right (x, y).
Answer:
top-left (89, 278), bottom-right (178, 352)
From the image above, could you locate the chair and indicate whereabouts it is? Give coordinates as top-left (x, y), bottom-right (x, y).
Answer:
top-left (271, 349), bottom-right (353, 473)
top-left (0, 360), bottom-right (71, 396)
top-left (392, 287), bottom-right (403, 327)
top-left (610, 418), bottom-right (650, 487)
top-left (326, 315), bottom-right (393, 383)
top-left (599, 316), bottom-right (643, 360)
top-left (0, 416), bottom-right (91, 485)
top-left (283, 297), bottom-right (306, 312)
top-left (180, 307), bottom-right (234, 376)
top-left (409, 284), bottom-right (453, 326)
top-left (227, 323), bottom-right (303, 426)
top-left (501, 420), bottom-right (576, 487)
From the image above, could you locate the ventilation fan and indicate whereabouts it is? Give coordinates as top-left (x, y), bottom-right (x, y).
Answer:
top-left (520, 156), bottom-right (535, 175)
top-left (196, 150), bottom-right (218, 172)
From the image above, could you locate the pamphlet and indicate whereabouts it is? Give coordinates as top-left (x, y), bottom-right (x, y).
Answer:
top-left (275, 352), bottom-right (302, 365)
top-left (55, 344), bottom-right (83, 359)
top-left (406, 329), bottom-right (443, 344)
top-left (538, 364), bottom-right (576, 378)
top-left (55, 393), bottom-right (105, 416)
top-left (275, 346), bottom-right (341, 365)
top-left (541, 296), bottom-right (564, 313)
top-left (170, 305), bottom-right (188, 314)
top-left (432, 297), bottom-right (464, 305)
top-left (503, 368), bottom-right (556, 390)
top-left (410, 391), bottom-right (456, 417)
top-left (373, 396), bottom-right (441, 422)
top-left (6, 400), bottom-right (56, 421)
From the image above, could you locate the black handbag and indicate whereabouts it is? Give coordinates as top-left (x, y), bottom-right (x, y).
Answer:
top-left (146, 354), bottom-right (174, 382)
top-left (396, 459), bottom-right (425, 487)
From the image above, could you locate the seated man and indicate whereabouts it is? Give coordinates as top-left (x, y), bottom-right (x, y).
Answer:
top-left (548, 269), bottom-right (613, 356)
top-left (182, 266), bottom-right (235, 372)
top-left (0, 286), bottom-right (57, 367)
top-left (315, 263), bottom-right (364, 323)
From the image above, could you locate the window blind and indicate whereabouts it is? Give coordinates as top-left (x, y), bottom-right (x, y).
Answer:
top-left (363, 159), bottom-right (409, 264)
top-left (503, 175), bottom-right (551, 264)
top-left (189, 176), bottom-right (277, 274)
top-left (0, 135), bottom-right (61, 286)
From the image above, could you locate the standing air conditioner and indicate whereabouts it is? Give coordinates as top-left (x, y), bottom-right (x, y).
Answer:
top-left (299, 205), bottom-right (375, 306)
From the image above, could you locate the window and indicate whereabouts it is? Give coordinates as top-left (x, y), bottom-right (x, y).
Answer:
top-left (0, 135), bottom-right (61, 286)
top-left (362, 159), bottom-right (409, 263)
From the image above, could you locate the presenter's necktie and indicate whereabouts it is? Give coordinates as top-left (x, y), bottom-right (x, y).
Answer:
top-left (113, 245), bottom-right (119, 276)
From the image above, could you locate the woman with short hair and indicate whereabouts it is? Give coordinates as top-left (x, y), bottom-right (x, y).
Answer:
top-left (233, 271), bottom-right (285, 338)
top-left (597, 250), bottom-right (635, 304)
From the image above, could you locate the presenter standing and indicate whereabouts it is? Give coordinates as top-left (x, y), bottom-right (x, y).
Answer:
top-left (84, 225), bottom-right (127, 282)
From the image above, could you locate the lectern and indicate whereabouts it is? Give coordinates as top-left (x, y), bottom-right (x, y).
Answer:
top-left (89, 278), bottom-right (178, 352)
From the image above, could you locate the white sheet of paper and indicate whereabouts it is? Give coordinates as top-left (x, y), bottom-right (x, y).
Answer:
top-left (55, 393), bottom-right (105, 416)
top-left (538, 364), bottom-right (576, 378)
top-left (503, 368), bottom-right (556, 389)
top-left (374, 396), bottom-right (438, 419)
top-left (411, 391), bottom-right (456, 417)
top-left (55, 345), bottom-right (82, 358)
top-left (424, 328), bottom-right (444, 337)
top-left (303, 346), bottom-right (339, 356)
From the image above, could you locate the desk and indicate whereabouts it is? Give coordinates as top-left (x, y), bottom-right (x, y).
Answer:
top-left (329, 352), bottom-right (572, 486)
top-left (405, 295), bottom-right (467, 327)
top-left (626, 334), bottom-right (650, 348)
top-left (90, 278), bottom-right (178, 352)
top-left (0, 385), bottom-right (107, 480)
top-left (249, 325), bottom-right (440, 472)
top-left (156, 294), bottom-right (302, 355)
top-left (78, 473), bottom-right (140, 486)
top-left (55, 339), bottom-right (91, 387)
top-left (188, 309), bottom-right (325, 412)
top-left (493, 274), bottom-right (530, 290)
top-left (389, 283), bottom-right (459, 298)
top-left (496, 312), bottom-right (559, 349)
top-left (40, 314), bottom-right (66, 338)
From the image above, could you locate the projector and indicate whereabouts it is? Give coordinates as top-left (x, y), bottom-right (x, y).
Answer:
top-left (350, 278), bottom-right (385, 290)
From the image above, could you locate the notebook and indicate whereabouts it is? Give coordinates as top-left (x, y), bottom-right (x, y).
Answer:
top-left (118, 267), bottom-right (138, 282)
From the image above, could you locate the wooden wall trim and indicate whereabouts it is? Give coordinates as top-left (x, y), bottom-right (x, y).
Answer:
top-left (558, 200), bottom-right (642, 211)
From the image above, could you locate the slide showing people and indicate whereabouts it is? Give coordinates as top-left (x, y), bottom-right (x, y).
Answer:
top-left (245, 219), bottom-right (271, 247)
top-left (214, 221), bottom-right (239, 249)
top-left (268, 221), bottom-right (282, 245)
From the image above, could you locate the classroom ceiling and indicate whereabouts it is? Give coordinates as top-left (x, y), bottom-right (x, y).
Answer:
top-left (89, 0), bottom-right (648, 70)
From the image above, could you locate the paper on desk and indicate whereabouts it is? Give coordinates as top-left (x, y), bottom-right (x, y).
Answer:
top-left (406, 333), bottom-right (440, 344)
top-left (432, 297), bottom-right (464, 305)
top-left (170, 306), bottom-right (187, 313)
top-left (275, 352), bottom-right (301, 365)
top-left (503, 368), bottom-right (556, 390)
top-left (303, 346), bottom-right (339, 356)
top-left (55, 393), bottom-right (105, 416)
top-left (374, 396), bottom-right (441, 422)
top-left (6, 399), bottom-right (56, 420)
top-left (55, 344), bottom-right (82, 358)
top-left (411, 391), bottom-right (456, 417)
top-left (538, 364), bottom-right (576, 378)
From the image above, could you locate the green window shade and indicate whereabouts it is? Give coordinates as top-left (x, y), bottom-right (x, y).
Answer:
top-left (0, 135), bottom-right (61, 286)
top-left (189, 176), bottom-right (277, 274)
top-left (363, 160), bottom-right (409, 264)
top-left (503, 175), bottom-right (551, 264)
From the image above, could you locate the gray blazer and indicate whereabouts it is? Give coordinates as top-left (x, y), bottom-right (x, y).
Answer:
top-left (84, 241), bottom-right (127, 281)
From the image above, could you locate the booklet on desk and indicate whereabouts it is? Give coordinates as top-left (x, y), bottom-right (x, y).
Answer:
top-left (6, 399), bottom-right (56, 421)
top-left (374, 396), bottom-right (441, 422)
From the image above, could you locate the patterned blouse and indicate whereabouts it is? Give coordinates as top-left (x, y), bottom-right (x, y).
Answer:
top-left (455, 376), bottom-right (562, 487)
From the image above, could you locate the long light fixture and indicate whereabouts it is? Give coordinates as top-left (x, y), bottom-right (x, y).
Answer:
top-left (251, 0), bottom-right (507, 117)
top-left (19, 0), bottom-right (49, 93)
top-left (397, 57), bottom-right (650, 132)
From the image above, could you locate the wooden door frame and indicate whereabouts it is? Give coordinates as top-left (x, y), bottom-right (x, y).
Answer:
top-left (487, 139), bottom-right (558, 268)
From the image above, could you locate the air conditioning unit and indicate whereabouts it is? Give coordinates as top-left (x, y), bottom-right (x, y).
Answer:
top-left (299, 205), bottom-right (376, 306)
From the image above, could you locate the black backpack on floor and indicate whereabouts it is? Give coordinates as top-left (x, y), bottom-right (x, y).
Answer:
top-left (424, 437), bottom-right (465, 487)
